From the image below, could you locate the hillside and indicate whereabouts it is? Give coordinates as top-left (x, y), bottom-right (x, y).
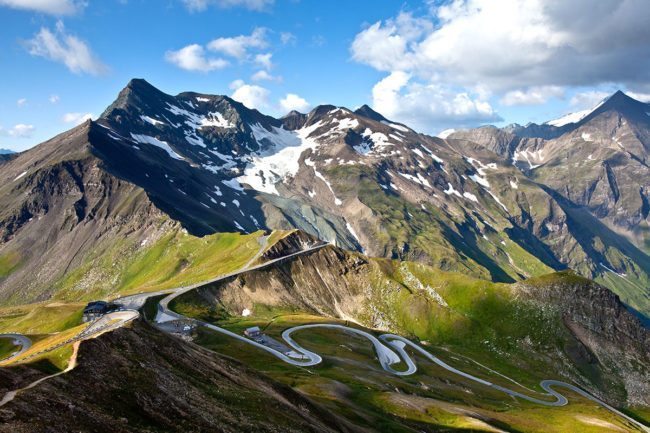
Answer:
top-left (0, 320), bottom-right (356, 433)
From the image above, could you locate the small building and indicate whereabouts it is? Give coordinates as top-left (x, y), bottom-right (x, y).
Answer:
top-left (244, 326), bottom-right (261, 339)
top-left (82, 301), bottom-right (116, 322)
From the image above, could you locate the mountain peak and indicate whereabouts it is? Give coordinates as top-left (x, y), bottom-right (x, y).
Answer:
top-left (354, 104), bottom-right (387, 122)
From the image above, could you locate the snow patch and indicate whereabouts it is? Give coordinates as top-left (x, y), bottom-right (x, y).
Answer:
top-left (381, 120), bottom-right (409, 132)
top-left (546, 97), bottom-right (606, 127)
top-left (463, 192), bottom-right (478, 202)
top-left (437, 128), bottom-right (455, 139)
top-left (398, 171), bottom-right (431, 188)
top-left (306, 158), bottom-right (342, 205)
top-left (486, 190), bottom-right (509, 213)
top-left (222, 178), bottom-right (245, 192)
top-left (13, 171), bottom-right (27, 181)
top-left (130, 134), bottom-right (184, 160)
top-left (420, 144), bottom-right (444, 164)
top-left (345, 221), bottom-right (364, 252)
top-left (202, 112), bottom-right (235, 129)
top-left (141, 115), bottom-right (165, 126)
top-left (443, 182), bottom-right (462, 197)
top-left (332, 117), bottom-right (359, 131)
top-left (237, 121), bottom-right (323, 195)
top-left (581, 132), bottom-right (593, 142)
top-left (469, 174), bottom-right (490, 188)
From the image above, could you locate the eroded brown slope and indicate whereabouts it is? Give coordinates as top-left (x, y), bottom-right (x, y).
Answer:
top-left (0, 321), bottom-right (358, 433)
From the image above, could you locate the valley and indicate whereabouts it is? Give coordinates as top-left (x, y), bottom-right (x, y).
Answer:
top-left (0, 80), bottom-right (648, 432)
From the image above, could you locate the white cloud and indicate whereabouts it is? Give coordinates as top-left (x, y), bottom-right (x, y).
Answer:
top-left (26, 21), bottom-right (107, 75)
top-left (230, 80), bottom-right (269, 110)
top-left (165, 44), bottom-right (229, 72)
top-left (63, 112), bottom-right (94, 125)
top-left (207, 28), bottom-right (267, 59)
top-left (1, 124), bottom-right (35, 138)
top-left (253, 52), bottom-right (272, 70)
top-left (569, 90), bottom-right (611, 109)
top-left (0, 0), bottom-right (85, 15)
top-left (280, 32), bottom-right (296, 45)
top-left (181, 0), bottom-right (272, 12)
top-left (500, 86), bottom-right (564, 106)
top-left (49, 94), bottom-right (60, 104)
top-left (626, 91), bottom-right (650, 103)
top-left (351, 1), bottom-right (650, 94)
top-left (251, 70), bottom-right (280, 82)
top-left (279, 93), bottom-right (310, 113)
top-left (16, 98), bottom-right (27, 107)
top-left (371, 71), bottom-right (501, 132)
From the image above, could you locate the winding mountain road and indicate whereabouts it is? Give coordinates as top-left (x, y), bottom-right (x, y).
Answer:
top-left (151, 243), bottom-right (649, 432)
top-left (1, 239), bottom-right (646, 431)
top-left (0, 333), bottom-right (32, 363)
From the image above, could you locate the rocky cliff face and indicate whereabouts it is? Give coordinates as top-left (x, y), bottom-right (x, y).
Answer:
top-left (516, 272), bottom-right (650, 405)
top-left (450, 91), bottom-right (650, 314)
top-left (0, 123), bottom-right (175, 304)
top-left (193, 246), bottom-right (371, 320)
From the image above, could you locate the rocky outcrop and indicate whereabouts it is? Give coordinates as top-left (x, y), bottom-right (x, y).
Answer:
top-left (194, 246), bottom-right (371, 319)
top-left (516, 272), bottom-right (650, 405)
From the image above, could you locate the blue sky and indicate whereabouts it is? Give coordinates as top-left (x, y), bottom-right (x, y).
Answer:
top-left (1, 0), bottom-right (649, 151)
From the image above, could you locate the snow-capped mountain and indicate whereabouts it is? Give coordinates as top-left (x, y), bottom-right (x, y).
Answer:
top-left (1, 80), bottom-right (648, 314)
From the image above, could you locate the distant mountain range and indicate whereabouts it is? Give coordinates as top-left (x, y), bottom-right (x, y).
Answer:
top-left (0, 149), bottom-right (14, 155)
top-left (0, 79), bottom-right (648, 316)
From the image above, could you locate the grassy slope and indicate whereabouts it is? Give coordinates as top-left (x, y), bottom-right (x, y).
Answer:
top-left (172, 253), bottom-right (647, 431)
top-left (189, 312), bottom-right (640, 433)
top-left (52, 228), bottom-right (270, 302)
top-left (328, 164), bottom-right (553, 283)
top-left (0, 229), bottom-right (284, 371)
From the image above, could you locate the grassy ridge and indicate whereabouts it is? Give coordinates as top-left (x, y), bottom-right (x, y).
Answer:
top-left (51, 228), bottom-right (270, 302)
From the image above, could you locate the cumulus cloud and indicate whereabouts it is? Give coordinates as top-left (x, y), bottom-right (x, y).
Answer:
top-left (49, 94), bottom-right (60, 104)
top-left (181, 0), bottom-right (272, 12)
top-left (165, 44), bottom-right (229, 72)
top-left (25, 21), bottom-right (107, 75)
top-left (207, 28), bottom-right (268, 59)
top-left (371, 71), bottom-right (501, 132)
top-left (350, 1), bottom-right (650, 129)
top-left (279, 93), bottom-right (310, 113)
top-left (0, 0), bottom-right (85, 15)
top-left (626, 91), bottom-right (650, 103)
top-left (16, 98), bottom-right (27, 107)
top-left (500, 86), bottom-right (564, 106)
top-left (251, 70), bottom-right (280, 82)
top-left (170, 28), bottom-right (273, 74)
top-left (0, 124), bottom-right (35, 138)
top-left (62, 112), bottom-right (94, 124)
top-left (352, 2), bottom-right (650, 91)
top-left (230, 80), bottom-right (269, 110)
top-left (253, 52), bottom-right (272, 70)
top-left (569, 90), bottom-right (611, 109)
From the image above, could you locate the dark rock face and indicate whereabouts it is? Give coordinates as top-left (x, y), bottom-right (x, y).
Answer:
top-left (0, 321), bottom-right (356, 433)
top-left (517, 273), bottom-right (650, 405)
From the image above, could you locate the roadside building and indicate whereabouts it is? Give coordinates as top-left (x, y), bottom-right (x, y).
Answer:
top-left (82, 301), bottom-right (117, 322)
top-left (244, 326), bottom-right (261, 339)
